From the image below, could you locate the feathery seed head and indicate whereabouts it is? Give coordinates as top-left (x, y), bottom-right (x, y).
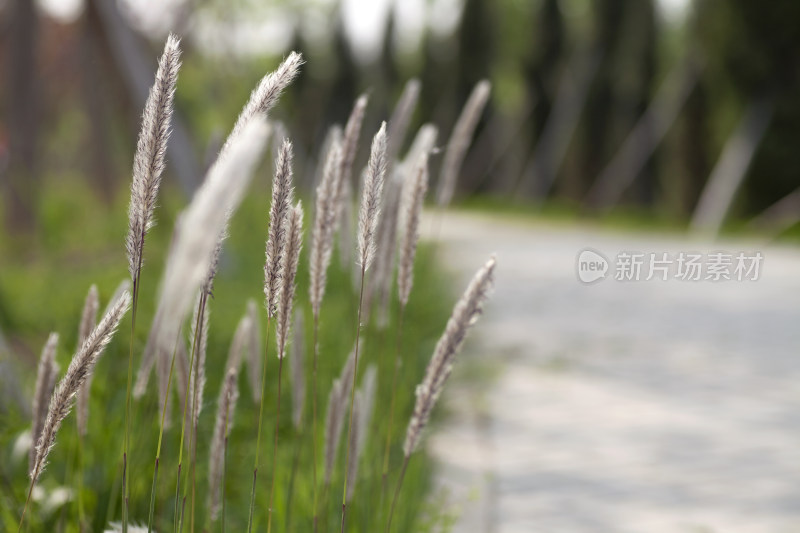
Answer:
top-left (324, 346), bottom-right (357, 485)
top-left (357, 122), bottom-right (388, 271)
top-left (289, 308), bottom-right (305, 430)
top-left (126, 35), bottom-right (182, 283)
top-left (310, 135), bottom-right (343, 318)
top-left (208, 367), bottom-right (239, 521)
top-left (31, 291), bottom-right (131, 484)
top-left (154, 118), bottom-right (268, 371)
top-left (103, 279), bottom-right (132, 317)
top-left (276, 202), bottom-right (304, 358)
top-left (226, 307), bottom-right (252, 372)
top-left (336, 95), bottom-right (369, 203)
top-left (264, 138), bottom-right (295, 317)
top-left (30, 333), bottom-right (59, 473)
top-left (403, 256), bottom-right (495, 456)
top-left (225, 52), bottom-right (303, 153)
top-left (76, 285), bottom-right (99, 436)
top-left (436, 80), bottom-right (491, 207)
top-left (397, 152), bottom-right (430, 306)
top-left (386, 79), bottom-right (421, 162)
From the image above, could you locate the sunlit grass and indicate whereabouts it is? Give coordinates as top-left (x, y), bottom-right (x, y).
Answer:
top-left (0, 176), bottom-right (453, 532)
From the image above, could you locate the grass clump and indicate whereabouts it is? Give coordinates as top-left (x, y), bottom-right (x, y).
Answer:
top-left (0, 37), bottom-right (495, 533)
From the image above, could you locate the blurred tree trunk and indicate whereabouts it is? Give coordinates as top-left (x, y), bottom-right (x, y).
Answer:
top-left (585, 58), bottom-right (700, 210)
top-left (680, 79), bottom-right (710, 215)
top-left (629, 0), bottom-right (657, 206)
top-left (448, 0), bottom-right (493, 196)
top-left (516, 45), bottom-right (601, 200)
top-left (3, 0), bottom-right (38, 231)
top-left (525, 0), bottom-right (564, 145)
top-left (80, 5), bottom-right (115, 203)
top-left (575, 0), bottom-right (628, 200)
top-left (456, 0), bottom-right (494, 104)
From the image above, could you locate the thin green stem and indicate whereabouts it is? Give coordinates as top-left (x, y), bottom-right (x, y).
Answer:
top-left (148, 337), bottom-right (179, 532)
top-left (311, 316), bottom-right (320, 533)
top-left (189, 295), bottom-right (208, 533)
top-left (266, 356), bottom-right (285, 533)
top-left (247, 315), bottom-right (273, 533)
top-left (385, 455), bottom-right (409, 533)
top-left (174, 294), bottom-right (205, 533)
top-left (381, 304), bottom-right (405, 512)
top-left (284, 426), bottom-right (302, 532)
top-left (340, 265), bottom-right (366, 533)
top-left (174, 305), bottom-right (203, 533)
top-left (123, 273), bottom-right (141, 533)
top-left (17, 466), bottom-right (37, 532)
top-left (77, 430), bottom-right (86, 532)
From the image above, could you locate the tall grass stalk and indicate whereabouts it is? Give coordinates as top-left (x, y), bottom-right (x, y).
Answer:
top-left (173, 304), bottom-right (201, 533)
top-left (381, 151), bottom-right (429, 509)
top-left (250, 137), bottom-right (295, 533)
top-left (341, 123), bottom-right (387, 532)
top-left (284, 307), bottom-right (305, 530)
top-left (386, 257), bottom-right (496, 533)
top-left (248, 319), bottom-right (272, 532)
top-left (75, 285), bottom-right (98, 532)
top-left (20, 291), bottom-right (131, 532)
top-left (267, 202), bottom-right (303, 533)
top-left (122, 34), bottom-right (182, 533)
top-left (208, 368), bottom-right (240, 527)
top-left (189, 295), bottom-right (209, 533)
top-left (309, 129), bottom-right (344, 532)
top-left (380, 306), bottom-right (404, 505)
top-left (146, 337), bottom-right (179, 533)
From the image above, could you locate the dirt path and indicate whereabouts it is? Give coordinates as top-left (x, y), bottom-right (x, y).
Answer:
top-left (424, 211), bottom-right (800, 533)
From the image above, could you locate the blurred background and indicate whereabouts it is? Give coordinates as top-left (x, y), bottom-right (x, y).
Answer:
top-left (1, 0), bottom-right (799, 234)
top-left (2, 1), bottom-right (800, 532)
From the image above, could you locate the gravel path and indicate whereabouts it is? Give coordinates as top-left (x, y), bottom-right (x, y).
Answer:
top-left (424, 211), bottom-right (800, 533)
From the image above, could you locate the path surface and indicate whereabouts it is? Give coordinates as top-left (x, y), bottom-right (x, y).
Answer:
top-left (423, 211), bottom-right (800, 533)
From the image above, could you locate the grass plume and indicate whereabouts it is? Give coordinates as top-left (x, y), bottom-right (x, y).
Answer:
top-left (208, 368), bottom-right (240, 523)
top-left (21, 291), bottom-right (131, 531)
top-left (264, 139), bottom-right (295, 318)
top-left (343, 122), bottom-right (388, 532)
top-left (436, 80), bottom-right (491, 207)
top-left (122, 35), bottom-right (181, 533)
top-left (225, 52), bottom-right (303, 155)
top-left (125, 34), bottom-right (181, 284)
top-left (29, 333), bottom-right (60, 474)
top-left (386, 256), bottom-right (496, 533)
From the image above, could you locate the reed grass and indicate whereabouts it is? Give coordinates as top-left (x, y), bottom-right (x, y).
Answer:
top-left (436, 80), bottom-right (491, 208)
top-left (6, 37), bottom-right (496, 533)
top-left (267, 201), bottom-right (303, 533)
top-left (386, 256), bottom-right (496, 533)
top-left (309, 123), bottom-right (344, 532)
top-left (342, 122), bottom-right (388, 532)
top-left (381, 151), bottom-right (430, 511)
top-left (20, 290), bottom-right (131, 531)
top-left (123, 35), bottom-right (181, 533)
